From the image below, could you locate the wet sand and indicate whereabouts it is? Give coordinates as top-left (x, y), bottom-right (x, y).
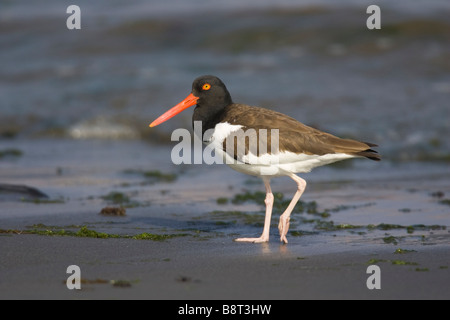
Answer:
top-left (0, 234), bottom-right (449, 300)
top-left (1, 139), bottom-right (449, 300)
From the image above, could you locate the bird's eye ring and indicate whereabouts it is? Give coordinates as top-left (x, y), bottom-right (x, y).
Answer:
top-left (202, 83), bottom-right (211, 91)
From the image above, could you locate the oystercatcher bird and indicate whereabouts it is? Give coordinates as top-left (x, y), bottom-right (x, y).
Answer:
top-left (150, 75), bottom-right (380, 243)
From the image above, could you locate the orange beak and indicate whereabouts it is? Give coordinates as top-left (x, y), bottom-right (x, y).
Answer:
top-left (149, 93), bottom-right (199, 127)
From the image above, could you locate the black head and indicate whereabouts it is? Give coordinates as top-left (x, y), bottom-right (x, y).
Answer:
top-left (149, 75), bottom-right (232, 128)
top-left (191, 75), bottom-right (233, 109)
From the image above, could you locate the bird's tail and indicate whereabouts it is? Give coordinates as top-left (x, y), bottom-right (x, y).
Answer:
top-left (354, 142), bottom-right (381, 161)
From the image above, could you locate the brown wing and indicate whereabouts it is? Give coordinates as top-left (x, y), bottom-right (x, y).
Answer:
top-left (221, 104), bottom-right (380, 161)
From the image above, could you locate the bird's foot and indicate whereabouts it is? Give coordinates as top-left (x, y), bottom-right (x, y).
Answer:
top-left (278, 215), bottom-right (290, 244)
top-left (234, 236), bottom-right (269, 243)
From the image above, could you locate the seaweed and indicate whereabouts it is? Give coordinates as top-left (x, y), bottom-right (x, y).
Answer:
top-left (391, 260), bottom-right (418, 266)
top-left (101, 191), bottom-right (141, 208)
top-left (0, 225), bottom-right (188, 241)
top-left (394, 248), bottom-right (417, 254)
top-left (132, 233), bottom-right (182, 241)
top-left (370, 223), bottom-right (404, 231)
top-left (383, 236), bottom-right (399, 245)
top-left (367, 258), bottom-right (388, 264)
top-left (142, 170), bottom-right (177, 182)
top-left (0, 148), bottom-right (23, 159)
top-left (367, 223), bottom-right (446, 234)
top-left (314, 220), bottom-right (362, 231)
top-left (111, 280), bottom-right (133, 287)
top-left (368, 259), bottom-right (420, 266)
top-left (99, 206), bottom-right (126, 216)
top-left (123, 169), bottom-right (177, 183)
top-left (216, 197), bottom-right (229, 205)
top-left (290, 230), bottom-right (317, 237)
top-left (101, 192), bottom-right (130, 204)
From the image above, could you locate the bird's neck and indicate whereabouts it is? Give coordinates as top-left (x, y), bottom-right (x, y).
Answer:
top-left (193, 101), bottom-right (232, 134)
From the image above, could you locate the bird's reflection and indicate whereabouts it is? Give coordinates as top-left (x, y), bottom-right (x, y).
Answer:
top-left (258, 242), bottom-right (291, 255)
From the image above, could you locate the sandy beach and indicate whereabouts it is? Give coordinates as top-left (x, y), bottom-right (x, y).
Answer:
top-left (1, 233), bottom-right (449, 300)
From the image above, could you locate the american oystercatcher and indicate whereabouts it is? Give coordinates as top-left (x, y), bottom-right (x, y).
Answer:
top-left (150, 75), bottom-right (380, 243)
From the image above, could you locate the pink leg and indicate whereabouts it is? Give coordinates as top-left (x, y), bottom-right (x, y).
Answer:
top-left (278, 174), bottom-right (307, 244)
top-left (235, 178), bottom-right (273, 243)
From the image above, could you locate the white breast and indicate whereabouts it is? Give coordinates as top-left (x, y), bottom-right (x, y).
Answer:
top-left (204, 122), bottom-right (243, 145)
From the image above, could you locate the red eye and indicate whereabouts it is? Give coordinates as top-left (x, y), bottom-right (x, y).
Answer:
top-left (202, 83), bottom-right (211, 90)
